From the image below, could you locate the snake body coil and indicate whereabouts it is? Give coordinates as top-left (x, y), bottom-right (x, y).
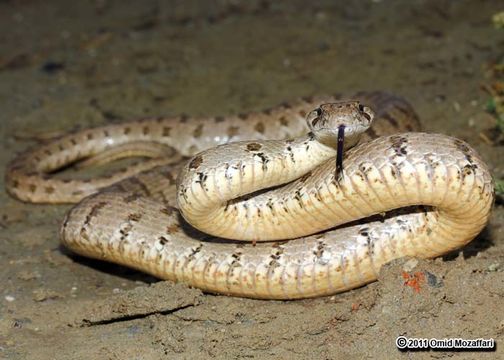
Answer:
top-left (5, 92), bottom-right (494, 299)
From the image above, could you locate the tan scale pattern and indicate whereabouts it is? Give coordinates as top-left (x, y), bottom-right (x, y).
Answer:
top-left (5, 92), bottom-right (494, 299)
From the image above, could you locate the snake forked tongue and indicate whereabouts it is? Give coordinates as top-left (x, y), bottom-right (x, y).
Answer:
top-left (336, 124), bottom-right (345, 181)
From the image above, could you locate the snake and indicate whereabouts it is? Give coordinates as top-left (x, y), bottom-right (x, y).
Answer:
top-left (5, 91), bottom-right (494, 299)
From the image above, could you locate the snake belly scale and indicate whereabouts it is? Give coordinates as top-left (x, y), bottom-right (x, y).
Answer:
top-left (5, 92), bottom-right (494, 299)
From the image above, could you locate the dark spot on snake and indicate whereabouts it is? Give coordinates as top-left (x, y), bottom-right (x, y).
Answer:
top-left (103, 130), bottom-right (110, 137)
top-left (238, 113), bottom-right (249, 120)
top-left (158, 236), bottom-right (169, 245)
top-left (44, 149), bottom-right (52, 156)
top-left (294, 190), bottom-right (303, 208)
top-left (390, 167), bottom-right (397, 178)
top-left (123, 127), bottom-right (131, 135)
top-left (84, 201), bottom-right (107, 226)
top-left (128, 213), bottom-right (143, 222)
top-left (286, 146), bottom-right (295, 163)
top-left (195, 172), bottom-right (208, 186)
top-left (227, 125), bottom-right (240, 138)
top-left (189, 155), bottom-right (203, 169)
top-left (254, 122), bottom-right (265, 134)
top-left (29, 184), bottom-right (36, 193)
top-left (454, 139), bottom-right (476, 165)
top-left (127, 177), bottom-right (151, 196)
top-left (119, 222), bottom-right (133, 241)
top-left (311, 117), bottom-right (319, 127)
top-left (312, 189), bottom-right (322, 202)
top-left (70, 138), bottom-right (77, 145)
top-left (179, 114), bottom-right (189, 123)
top-left (188, 244), bottom-right (203, 259)
top-left (214, 116), bottom-right (225, 123)
top-left (382, 113), bottom-right (399, 128)
top-left (390, 135), bottom-right (408, 156)
top-left (162, 126), bottom-right (172, 137)
top-left (72, 190), bottom-right (83, 196)
top-left (462, 164), bottom-right (477, 178)
top-left (268, 259), bottom-right (281, 269)
top-left (80, 227), bottom-right (89, 241)
top-left (161, 170), bottom-right (176, 185)
top-left (359, 163), bottom-right (373, 177)
top-left (266, 198), bottom-right (274, 211)
top-left (246, 142), bottom-right (262, 151)
top-left (358, 228), bottom-right (370, 237)
top-left (279, 101), bottom-right (292, 109)
top-left (142, 126), bottom-right (150, 135)
top-left (299, 171), bottom-right (312, 183)
top-left (270, 250), bottom-right (282, 261)
top-left (298, 110), bottom-right (307, 117)
top-left (193, 124), bottom-right (204, 138)
top-left (254, 152), bottom-right (269, 170)
top-left (45, 186), bottom-right (55, 194)
top-left (279, 116), bottom-right (289, 126)
top-left (262, 107), bottom-right (273, 115)
top-left (313, 241), bottom-right (326, 259)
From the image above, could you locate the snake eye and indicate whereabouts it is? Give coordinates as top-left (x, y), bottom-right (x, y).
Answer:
top-left (358, 104), bottom-right (365, 112)
top-left (315, 108), bottom-right (322, 116)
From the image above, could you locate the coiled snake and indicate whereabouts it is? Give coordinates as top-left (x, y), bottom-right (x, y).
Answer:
top-left (5, 92), bottom-right (494, 299)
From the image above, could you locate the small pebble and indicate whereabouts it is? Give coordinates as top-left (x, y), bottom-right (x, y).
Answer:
top-left (5, 295), bottom-right (15, 302)
top-left (488, 263), bottom-right (500, 272)
top-left (453, 101), bottom-right (461, 112)
top-left (402, 258), bottom-right (419, 272)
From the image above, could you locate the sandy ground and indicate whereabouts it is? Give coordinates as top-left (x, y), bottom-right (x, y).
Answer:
top-left (0, 1), bottom-right (503, 359)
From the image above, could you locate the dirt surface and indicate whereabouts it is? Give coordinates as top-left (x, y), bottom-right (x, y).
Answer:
top-left (0, 1), bottom-right (503, 359)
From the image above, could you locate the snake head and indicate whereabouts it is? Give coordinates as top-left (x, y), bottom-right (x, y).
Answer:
top-left (306, 101), bottom-right (375, 148)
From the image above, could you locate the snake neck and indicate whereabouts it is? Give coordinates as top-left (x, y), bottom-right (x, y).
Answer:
top-left (177, 134), bottom-right (337, 240)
